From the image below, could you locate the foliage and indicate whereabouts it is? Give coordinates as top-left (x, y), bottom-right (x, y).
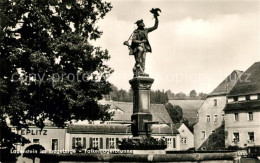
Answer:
top-left (0, 109), bottom-right (30, 162)
top-left (150, 90), bottom-right (168, 104)
top-left (196, 92), bottom-right (208, 100)
top-left (118, 137), bottom-right (166, 150)
top-left (109, 85), bottom-right (132, 102)
top-left (189, 90), bottom-right (197, 99)
top-left (200, 125), bottom-right (228, 150)
top-left (108, 86), bottom-right (208, 102)
top-left (0, 0), bottom-right (113, 161)
top-left (109, 85), bottom-right (168, 104)
top-left (182, 118), bottom-right (194, 133)
top-left (226, 145), bottom-right (240, 151)
top-left (23, 144), bottom-right (45, 163)
top-left (165, 103), bottom-right (183, 123)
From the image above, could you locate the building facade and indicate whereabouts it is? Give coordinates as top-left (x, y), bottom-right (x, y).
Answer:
top-left (194, 70), bottom-right (243, 150)
top-left (12, 102), bottom-right (181, 152)
top-left (176, 123), bottom-right (194, 150)
top-left (67, 124), bottom-right (180, 151)
top-left (12, 126), bottom-right (67, 152)
top-left (224, 62), bottom-right (260, 148)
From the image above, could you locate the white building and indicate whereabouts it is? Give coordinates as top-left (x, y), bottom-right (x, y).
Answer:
top-left (194, 70), bottom-right (243, 150)
top-left (176, 123), bottom-right (194, 150)
top-left (224, 62), bottom-right (260, 148)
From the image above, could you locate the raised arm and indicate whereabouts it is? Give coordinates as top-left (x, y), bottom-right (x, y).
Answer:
top-left (147, 16), bottom-right (159, 33)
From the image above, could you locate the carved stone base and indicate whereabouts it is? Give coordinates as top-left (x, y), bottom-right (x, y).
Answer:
top-left (131, 113), bottom-right (152, 138)
top-left (129, 77), bottom-right (154, 138)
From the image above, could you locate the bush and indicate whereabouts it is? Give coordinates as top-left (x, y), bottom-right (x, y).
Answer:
top-left (119, 137), bottom-right (167, 150)
top-left (226, 145), bottom-right (240, 150)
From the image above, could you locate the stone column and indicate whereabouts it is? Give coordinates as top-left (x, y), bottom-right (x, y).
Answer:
top-left (129, 76), bottom-right (154, 139)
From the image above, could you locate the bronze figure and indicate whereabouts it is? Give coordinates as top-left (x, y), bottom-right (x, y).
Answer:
top-left (124, 8), bottom-right (161, 77)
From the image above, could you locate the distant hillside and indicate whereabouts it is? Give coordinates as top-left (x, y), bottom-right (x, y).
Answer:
top-left (168, 100), bottom-right (204, 125)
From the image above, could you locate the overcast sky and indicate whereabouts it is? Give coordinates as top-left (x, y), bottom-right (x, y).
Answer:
top-left (95, 0), bottom-right (260, 94)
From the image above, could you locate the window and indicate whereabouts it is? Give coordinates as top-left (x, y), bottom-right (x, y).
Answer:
top-left (93, 138), bottom-right (99, 148)
top-left (108, 138), bottom-right (115, 149)
top-left (248, 132), bottom-right (254, 142)
top-left (234, 97), bottom-right (238, 102)
top-left (90, 137), bottom-right (102, 149)
top-left (214, 115), bottom-right (218, 122)
top-left (246, 95), bottom-right (250, 101)
top-left (248, 112), bottom-right (253, 121)
top-left (234, 113), bottom-right (239, 121)
top-left (52, 139), bottom-right (58, 150)
top-left (214, 99), bottom-right (217, 106)
top-left (33, 139), bottom-right (40, 144)
top-left (167, 138), bottom-right (173, 148)
top-left (72, 137), bottom-right (82, 149)
top-left (206, 115), bottom-right (210, 122)
top-left (233, 132), bottom-right (239, 143)
top-left (227, 98), bottom-right (234, 103)
top-left (238, 96), bottom-right (246, 101)
top-left (181, 137), bottom-right (187, 144)
top-left (173, 138), bottom-right (176, 148)
top-left (75, 137), bottom-right (81, 147)
top-left (202, 131), bottom-right (206, 139)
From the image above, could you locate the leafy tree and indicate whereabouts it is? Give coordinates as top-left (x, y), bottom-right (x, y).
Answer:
top-left (0, 0), bottom-right (113, 161)
top-left (166, 89), bottom-right (174, 100)
top-left (175, 92), bottom-right (187, 100)
top-left (196, 92), bottom-right (208, 100)
top-left (189, 90), bottom-right (197, 99)
top-left (182, 118), bottom-right (193, 133)
top-left (127, 89), bottom-right (133, 102)
top-left (23, 144), bottom-right (45, 163)
top-left (165, 103), bottom-right (183, 123)
top-left (200, 125), bottom-right (228, 150)
top-left (150, 90), bottom-right (168, 104)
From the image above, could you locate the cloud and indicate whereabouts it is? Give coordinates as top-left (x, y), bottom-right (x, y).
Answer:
top-left (96, 1), bottom-right (260, 94)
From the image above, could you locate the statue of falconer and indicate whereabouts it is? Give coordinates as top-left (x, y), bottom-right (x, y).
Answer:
top-left (124, 8), bottom-right (161, 77)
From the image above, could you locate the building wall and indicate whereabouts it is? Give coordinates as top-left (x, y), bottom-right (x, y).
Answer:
top-left (67, 133), bottom-right (131, 150)
top-left (13, 126), bottom-right (67, 152)
top-left (152, 135), bottom-right (180, 151)
top-left (178, 124), bottom-right (194, 150)
top-left (194, 96), bottom-right (226, 150)
top-left (67, 133), bottom-right (180, 151)
top-left (225, 110), bottom-right (260, 147)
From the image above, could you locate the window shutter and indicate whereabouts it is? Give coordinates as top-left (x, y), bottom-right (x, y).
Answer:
top-left (100, 138), bottom-right (103, 149)
top-left (173, 138), bottom-right (176, 148)
top-left (116, 138), bottom-right (119, 149)
top-left (106, 138), bottom-right (109, 149)
top-left (165, 138), bottom-right (168, 147)
top-left (89, 138), bottom-right (93, 148)
top-left (72, 137), bottom-right (75, 149)
top-left (83, 137), bottom-right (86, 149)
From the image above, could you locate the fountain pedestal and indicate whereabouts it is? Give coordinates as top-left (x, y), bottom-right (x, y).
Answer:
top-left (129, 76), bottom-right (154, 140)
top-left (119, 76), bottom-right (167, 153)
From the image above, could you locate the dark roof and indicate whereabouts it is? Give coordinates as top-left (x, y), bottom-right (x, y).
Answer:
top-left (67, 124), bottom-right (131, 134)
top-left (228, 62), bottom-right (260, 96)
top-left (208, 70), bottom-right (243, 97)
top-left (168, 100), bottom-right (204, 124)
top-left (109, 102), bottom-right (174, 124)
top-left (174, 123), bottom-right (182, 129)
top-left (224, 100), bottom-right (260, 112)
top-left (68, 124), bottom-right (179, 135)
